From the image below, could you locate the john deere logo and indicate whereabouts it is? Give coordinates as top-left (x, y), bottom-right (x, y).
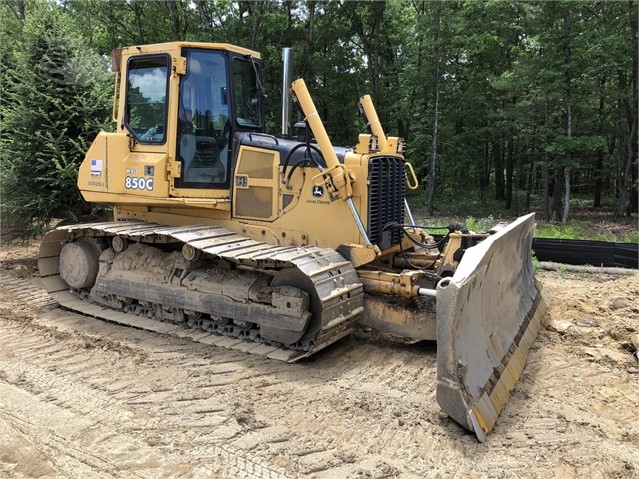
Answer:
top-left (312, 185), bottom-right (324, 197)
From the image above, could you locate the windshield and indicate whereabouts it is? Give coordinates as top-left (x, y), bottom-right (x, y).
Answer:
top-left (125, 55), bottom-right (169, 143)
top-left (232, 58), bottom-right (263, 128)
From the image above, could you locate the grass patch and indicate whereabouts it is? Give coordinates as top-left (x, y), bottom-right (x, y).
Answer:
top-left (554, 265), bottom-right (568, 278)
top-left (535, 222), bottom-right (594, 240)
top-left (408, 191), bottom-right (638, 243)
top-left (407, 190), bottom-right (516, 220)
top-left (535, 221), bottom-right (639, 243)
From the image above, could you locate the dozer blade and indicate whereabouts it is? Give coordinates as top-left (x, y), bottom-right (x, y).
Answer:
top-left (435, 213), bottom-right (549, 442)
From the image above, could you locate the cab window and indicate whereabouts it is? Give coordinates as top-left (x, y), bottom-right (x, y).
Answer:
top-left (125, 55), bottom-right (169, 143)
top-left (232, 58), bottom-right (262, 128)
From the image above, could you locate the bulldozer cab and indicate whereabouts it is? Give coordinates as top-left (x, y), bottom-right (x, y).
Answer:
top-left (120, 44), bottom-right (265, 194)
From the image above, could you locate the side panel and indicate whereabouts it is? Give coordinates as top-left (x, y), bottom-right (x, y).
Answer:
top-left (232, 146), bottom-right (280, 221)
top-left (79, 132), bottom-right (170, 200)
top-left (359, 293), bottom-right (437, 340)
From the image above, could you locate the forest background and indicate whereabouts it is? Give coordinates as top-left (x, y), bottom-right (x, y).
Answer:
top-left (1, 0), bottom-right (637, 236)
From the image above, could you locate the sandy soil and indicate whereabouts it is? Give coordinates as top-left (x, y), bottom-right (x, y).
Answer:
top-left (0, 239), bottom-right (637, 479)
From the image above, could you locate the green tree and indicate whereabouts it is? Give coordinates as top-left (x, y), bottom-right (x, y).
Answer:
top-left (1, 2), bottom-right (113, 235)
top-left (2, 0), bottom-right (636, 231)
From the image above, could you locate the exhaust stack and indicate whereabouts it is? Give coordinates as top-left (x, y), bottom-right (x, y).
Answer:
top-left (281, 47), bottom-right (293, 136)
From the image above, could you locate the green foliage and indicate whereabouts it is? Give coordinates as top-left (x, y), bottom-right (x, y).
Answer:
top-left (535, 223), bottom-right (588, 240)
top-left (0, 0), bottom-right (636, 232)
top-left (535, 221), bottom-right (639, 243)
top-left (531, 251), bottom-right (542, 274)
top-left (0, 2), bottom-right (112, 235)
top-left (624, 231), bottom-right (639, 244)
top-left (554, 265), bottom-right (568, 278)
top-left (465, 215), bottom-right (495, 233)
top-left (407, 188), bottom-right (514, 219)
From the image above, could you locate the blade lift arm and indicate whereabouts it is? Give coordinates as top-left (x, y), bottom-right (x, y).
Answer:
top-left (290, 79), bottom-right (372, 247)
top-left (291, 79), bottom-right (356, 202)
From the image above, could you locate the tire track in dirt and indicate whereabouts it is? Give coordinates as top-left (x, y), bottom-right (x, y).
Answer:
top-left (0, 274), bottom-right (55, 307)
top-left (0, 275), bottom-right (495, 477)
top-left (0, 274), bottom-right (297, 478)
top-left (0, 318), bottom-right (295, 479)
top-left (0, 359), bottom-right (154, 479)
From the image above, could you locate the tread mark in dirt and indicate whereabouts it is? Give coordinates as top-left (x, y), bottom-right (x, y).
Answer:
top-left (0, 326), bottom-right (294, 479)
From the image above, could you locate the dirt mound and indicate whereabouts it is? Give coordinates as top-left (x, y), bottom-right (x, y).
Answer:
top-left (541, 271), bottom-right (638, 371)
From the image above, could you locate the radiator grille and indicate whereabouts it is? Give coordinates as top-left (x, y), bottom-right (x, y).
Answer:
top-left (367, 156), bottom-right (405, 250)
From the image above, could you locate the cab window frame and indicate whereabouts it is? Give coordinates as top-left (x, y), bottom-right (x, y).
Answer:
top-left (174, 48), bottom-right (232, 190)
top-left (230, 56), bottom-right (264, 130)
top-left (124, 53), bottom-right (171, 145)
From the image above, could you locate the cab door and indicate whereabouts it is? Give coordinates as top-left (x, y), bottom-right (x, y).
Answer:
top-left (173, 49), bottom-right (231, 194)
top-left (171, 48), bottom-right (265, 199)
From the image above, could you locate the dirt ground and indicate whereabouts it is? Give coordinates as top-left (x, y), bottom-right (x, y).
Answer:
top-left (0, 239), bottom-right (637, 479)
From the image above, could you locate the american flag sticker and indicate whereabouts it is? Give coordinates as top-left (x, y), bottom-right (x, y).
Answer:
top-left (91, 159), bottom-right (103, 176)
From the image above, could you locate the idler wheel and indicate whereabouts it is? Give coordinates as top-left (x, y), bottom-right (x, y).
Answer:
top-left (59, 240), bottom-right (101, 289)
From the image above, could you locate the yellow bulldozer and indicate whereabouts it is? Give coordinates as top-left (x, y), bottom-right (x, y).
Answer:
top-left (38, 42), bottom-right (547, 442)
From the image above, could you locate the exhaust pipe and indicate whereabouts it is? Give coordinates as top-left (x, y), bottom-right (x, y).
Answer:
top-left (281, 47), bottom-right (293, 136)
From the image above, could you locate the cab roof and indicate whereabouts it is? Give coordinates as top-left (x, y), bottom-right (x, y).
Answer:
top-left (117, 42), bottom-right (261, 59)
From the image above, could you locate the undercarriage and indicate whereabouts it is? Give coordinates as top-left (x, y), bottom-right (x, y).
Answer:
top-left (39, 222), bottom-right (364, 362)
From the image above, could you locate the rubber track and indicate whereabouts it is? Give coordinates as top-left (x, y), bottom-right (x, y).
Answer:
top-left (38, 221), bottom-right (364, 363)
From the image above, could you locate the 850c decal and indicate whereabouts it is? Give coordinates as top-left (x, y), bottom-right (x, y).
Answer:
top-left (125, 176), bottom-right (154, 191)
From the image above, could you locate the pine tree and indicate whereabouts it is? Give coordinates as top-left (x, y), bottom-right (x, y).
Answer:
top-left (0, 2), bottom-right (112, 236)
